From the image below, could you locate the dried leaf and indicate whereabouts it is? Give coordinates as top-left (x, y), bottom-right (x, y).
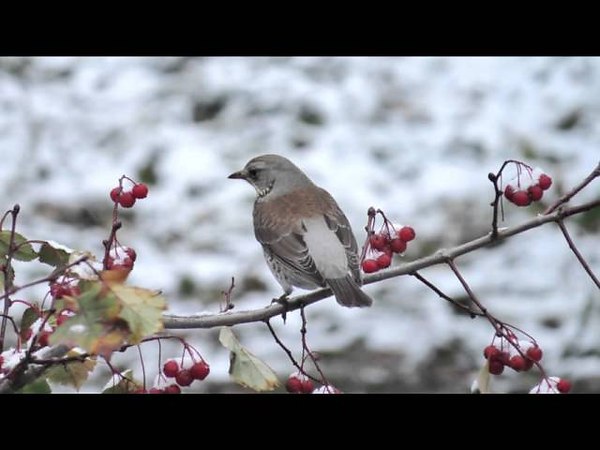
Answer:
top-left (219, 326), bottom-right (280, 392)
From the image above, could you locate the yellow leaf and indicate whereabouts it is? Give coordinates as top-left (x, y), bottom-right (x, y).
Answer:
top-left (109, 284), bottom-right (166, 343)
top-left (219, 327), bottom-right (280, 392)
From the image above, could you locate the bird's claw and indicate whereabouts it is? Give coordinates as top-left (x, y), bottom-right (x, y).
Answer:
top-left (272, 294), bottom-right (290, 323)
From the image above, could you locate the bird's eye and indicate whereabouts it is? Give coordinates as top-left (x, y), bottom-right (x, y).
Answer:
top-left (248, 168), bottom-right (258, 179)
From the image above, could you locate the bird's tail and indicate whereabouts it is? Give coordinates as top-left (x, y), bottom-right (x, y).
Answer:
top-left (327, 276), bottom-right (373, 308)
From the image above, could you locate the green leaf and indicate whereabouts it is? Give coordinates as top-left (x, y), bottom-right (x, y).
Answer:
top-left (46, 350), bottom-right (96, 391)
top-left (19, 307), bottom-right (40, 340)
top-left (38, 240), bottom-right (72, 267)
top-left (110, 284), bottom-right (166, 344)
top-left (19, 378), bottom-right (52, 394)
top-left (102, 369), bottom-right (140, 394)
top-left (49, 282), bottom-right (127, 358)
top-left (0, 230), bottom-right (38, 261)
top-left (218, 326), bottom-right (280, 392)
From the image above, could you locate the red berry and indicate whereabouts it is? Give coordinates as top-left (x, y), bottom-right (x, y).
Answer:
top-left (110, 187), bottom-right (123, 202)
top-left (369, 234), bottom-right (388, 251)
top-left (149, 387), bottom-right (164, 394)
top-left (175, 369), bottom-right (194, 387)
top-left (376, 253), bottom-right (392, 269)
top-left (132, 183), bottom-right (149, 199)
top-left (125, 247), bottom-right (137, 262)
top-left (118, 192), bottom-right (136, 208)
top-left (511, 190), bottom-right (531, 207)
top-left (528, 185), bottom-right (544, 202)
top-left (56, 310), bottom-right (74, 326)
top-left (362, 259), bottom-right (379, 273)
top-left (301, 379), bottom-right (314, 394)
top-left (398, 226), bottom-right (416, 242)
top-left (522, 358), bottom-right (534, 371)
top-left (190, 361), bottom-right (210, 381)
top-left (390, 238), bottom-right (407, 254)
top-left (526, 345), bottom-right (543, 362)
top-left (483, 345), bottom-right (500, 360)
top-left (508, 355), bottom-right (526, 372)
top-left (504, 185), bottom-right (515, 201)
top-left (120, 257), bottom-right (134, 270)
top-left (68, 285), bottom-right (81, 297)
top-left (164, 384), bottom-right (181, 394)
top-left (163, 360), bottom-right (179, 378)
top-left (488, 359), bottom-right (505, 375)
top-left (556, 378), bottom-right (571, 393)
top-left (38, 330), bottom-right (52, 347)
top-left (50, 283), bottom-right (68, 299)
top-left (498, 351), bottom-right (511, 366)
top-left (286, 376), bottom-right (303, 393)
top-left (538, 174), bottom-right (553, 190)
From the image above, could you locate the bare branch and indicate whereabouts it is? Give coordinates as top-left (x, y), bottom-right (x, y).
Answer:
top-left (163, 197), bottom-right (600, 330)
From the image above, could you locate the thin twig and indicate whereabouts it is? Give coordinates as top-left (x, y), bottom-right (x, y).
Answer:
top-left (264, 319), bottom-right (319, 382)
top-left (411, 272), bottom-right (483, 318)
top-left (300, 307), bottom-right (331, 389)
top-left (1, 205), bottom-right (20, 352)
top-left (556, 219), bottom-right (600, 290)
top-left (544, 161), bottom-right (600, 215)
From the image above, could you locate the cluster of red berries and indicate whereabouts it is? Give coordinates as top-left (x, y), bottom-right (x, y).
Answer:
top-left (50, 281), bottom-right (80, 300)
top-left (285, 373), bottom-right (341, 394)
top-left (361, 226), bottom-right (416, 274)
top-left (285, 372), bottom-right (315, 394)
top-left (529, 376), bottom-right (572, 394)
top-left (162, 358), bottom-right (210, 388)
top-left (141, 384), bottom-right (182, 395)
top-left (484, 341), bottom-right (543, 375)
top-left (23, 308), bottom-right (75, 348)
top-left (105, 246), bottom-right (137, 271)
top-left (110, 182), bottom-right (149, 209)
top-left (504, 169), bottom-right (553, 207)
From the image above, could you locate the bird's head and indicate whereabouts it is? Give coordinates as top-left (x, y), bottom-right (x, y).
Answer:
top-left (228, 154), bottom-right (312, 198)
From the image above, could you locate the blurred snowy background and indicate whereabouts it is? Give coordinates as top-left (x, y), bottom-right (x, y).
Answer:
top-left (1, 57), bottom-right (599, 393)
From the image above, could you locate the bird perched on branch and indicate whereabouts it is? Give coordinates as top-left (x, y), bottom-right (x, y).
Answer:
top-left (228, 154), bottom-right (373, 308)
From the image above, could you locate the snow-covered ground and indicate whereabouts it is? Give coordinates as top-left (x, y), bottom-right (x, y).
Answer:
top-left (1, 57), bottom-right (599, 392)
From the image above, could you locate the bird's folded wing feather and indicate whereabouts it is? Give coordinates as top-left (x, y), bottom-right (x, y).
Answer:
top-left (254, 223), bottom-right (325, 286)
top-left (321, 193), bottom-right (362, 284)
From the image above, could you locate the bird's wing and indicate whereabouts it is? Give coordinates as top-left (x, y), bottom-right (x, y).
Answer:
top-left (320, 190), bottom-right (363, 284)
top-left (254, 214), bottom-right (326, 288)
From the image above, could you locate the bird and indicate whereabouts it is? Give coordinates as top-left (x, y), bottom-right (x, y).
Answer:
top-left (228, 154), bottom-right (373, 308)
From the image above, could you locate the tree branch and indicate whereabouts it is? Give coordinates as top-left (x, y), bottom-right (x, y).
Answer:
top-left (163, 197), bottom-right (600, 330)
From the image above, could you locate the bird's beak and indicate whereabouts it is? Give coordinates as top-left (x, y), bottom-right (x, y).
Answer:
top-left (228, 170), bottom-right (246, 180)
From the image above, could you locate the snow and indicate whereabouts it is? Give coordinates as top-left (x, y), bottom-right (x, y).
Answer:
top-left (1, 57), bottom-right (599, 392)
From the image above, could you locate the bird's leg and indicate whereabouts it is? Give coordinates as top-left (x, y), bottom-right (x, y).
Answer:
top-left (271, 293), bottom-right (290, 323)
